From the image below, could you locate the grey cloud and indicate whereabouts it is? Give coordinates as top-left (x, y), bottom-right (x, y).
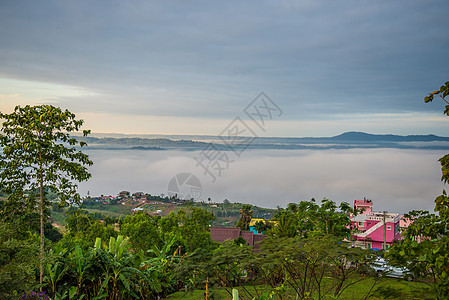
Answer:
top-left (0, 0), bottom-right (448, 120)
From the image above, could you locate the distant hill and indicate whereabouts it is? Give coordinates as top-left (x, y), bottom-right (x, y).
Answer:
top-left (75, 132), bottom-right (449, 151)
top-left (330, 131), bottom-right (448, 142)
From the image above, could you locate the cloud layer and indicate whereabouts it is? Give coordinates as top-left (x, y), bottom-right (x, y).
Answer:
top-left (78, 148), bottom-right (446, 213)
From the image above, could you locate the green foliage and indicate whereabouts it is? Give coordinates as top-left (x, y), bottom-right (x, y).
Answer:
top-left (121, 213), bottom-right (162, 252)
top-left (58, 210), bottom-right (118, 251)
top-left (0, 105), bottom-right (92, 284)
top-left (253, 219), bottom-right (275, 235)
top-left (270, 198), bottom-right (351, 238)
top-left (0, 222), bottom-right (40, 298)
top-left (424, 81), bottom-right (449, 185)
top-left (44, 222), bottom-right (63, 243)
top-left (236, 204), bottom-right (253, 231)
top-left (44, 235), bottom-right (177, 299)
top-left (175, 234), bottom-right (374, 300)
top-left (176, 207), bottom-right (217, 253)
top-left (174, 241), bottom-right (261, 299)
top-left (121, 207), bottom-right (217, 254)
top-left (424, 81), bottom-right (449, 107)
top-left (0, 105), bottom-right (92, 214)
top-left (255, 235), bottom-right (373, 299)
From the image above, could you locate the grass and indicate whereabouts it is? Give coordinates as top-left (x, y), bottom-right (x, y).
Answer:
top-left (165, 277), bottom-right (434, 299)
top-left (84, 208), bottom-right (126, 218)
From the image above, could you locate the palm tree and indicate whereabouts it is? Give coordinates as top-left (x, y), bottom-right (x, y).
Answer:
top-left (237, 205), bottom-right (253, 231)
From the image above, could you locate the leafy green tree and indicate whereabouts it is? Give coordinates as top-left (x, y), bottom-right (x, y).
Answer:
top-left (296, 198), bottom-right (351, 238)
top-left (236, 204), bottom-right (253, 231)
top-left (255, 234), bottom-right (374, 299)
top-left (120, 212), bottom-right (162, 252)
top-left (0, 105), bottom-right (92, 285)
top-left (177, 207), bottom-right (217, 253)
top-left (121, 207), bottom-right (217, 255)
top-left (174, 241), bottom-right (260, 299)
top-left (253, 220), bottom-right (272, 234)
top-left (270, 199), bottom-right (351, 238)
top-left (59, 210), bottom-right (118, 251)
top-left (388, 81), bottom-right (449, 298)
top-left (270, 208), bottom-right (297, 237)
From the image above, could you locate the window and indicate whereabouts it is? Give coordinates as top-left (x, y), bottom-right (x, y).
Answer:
top-left (358, 221), bottom-right (364, 227)
top-left (367, 242), bottom-right (372, 249)
top-left (387, 225), bottom-right (391, 230)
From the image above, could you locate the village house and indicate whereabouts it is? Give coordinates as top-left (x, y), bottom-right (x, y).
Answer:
top-left (350, 198), bottom-right (402, 250)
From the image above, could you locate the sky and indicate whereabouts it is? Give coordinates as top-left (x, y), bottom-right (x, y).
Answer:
top-left (0, 0), bottom-right (448, 137)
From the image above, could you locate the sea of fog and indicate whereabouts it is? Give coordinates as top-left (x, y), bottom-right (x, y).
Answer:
top-left (77, 148), bottom-right (447, 214)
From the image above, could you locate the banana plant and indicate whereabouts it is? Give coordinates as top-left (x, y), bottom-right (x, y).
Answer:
top-left (97, 235), bottom-right (149, 299)
top-left (45, 261), bottom-right (67, 297)
top-left (69, 245), bottom-right (91, 298)
top-left (144, 237), bottom-right (180, 296)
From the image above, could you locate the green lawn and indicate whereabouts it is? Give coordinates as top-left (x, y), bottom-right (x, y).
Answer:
top-left (165, 277), bottom-right (433, 299)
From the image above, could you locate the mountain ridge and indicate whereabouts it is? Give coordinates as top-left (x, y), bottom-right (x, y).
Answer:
top-left (74, 131), bottom-right (449, 151)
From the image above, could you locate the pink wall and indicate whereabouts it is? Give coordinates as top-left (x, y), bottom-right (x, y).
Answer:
top-left (354, 199), bottom-right (373, 215)
top-left (356, 219), bottom-right (401, 249)
top-left (364, 220), bottom-right (400, 242)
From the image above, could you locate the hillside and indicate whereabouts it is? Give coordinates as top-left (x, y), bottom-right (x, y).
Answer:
top-left (50, 196), bottom-right (276, 228)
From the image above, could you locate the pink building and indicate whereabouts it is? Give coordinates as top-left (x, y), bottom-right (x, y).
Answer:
top-left (353, 198), bottom-right (373, 215)
top-left (351, 199), bottom-right (402, 250)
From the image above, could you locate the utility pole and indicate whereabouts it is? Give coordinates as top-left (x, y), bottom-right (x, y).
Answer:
top-left (383, 211), bottom-right (387, 251)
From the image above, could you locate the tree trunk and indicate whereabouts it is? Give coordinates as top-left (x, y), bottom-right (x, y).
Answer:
top-left (39, 151), bottom-right (44, 289)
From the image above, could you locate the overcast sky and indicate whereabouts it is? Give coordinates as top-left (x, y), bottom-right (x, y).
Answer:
top-left (0, 0), bottom-right (448, 137)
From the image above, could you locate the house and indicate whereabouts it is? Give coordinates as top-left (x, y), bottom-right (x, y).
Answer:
top-left (210, 227), bottom-right (267, 249)
top-left (118, 191), bottom-right (130, 199)
top-left (249, 218), bottom-right (265, 234)
top-left (350, 199), bottom-right (402, 250)
top-left (353, 198), bottom-right (373, 215)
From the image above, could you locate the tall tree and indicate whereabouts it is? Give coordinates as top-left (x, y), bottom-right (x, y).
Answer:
top-left (0, 105), bottom-right (92, 286)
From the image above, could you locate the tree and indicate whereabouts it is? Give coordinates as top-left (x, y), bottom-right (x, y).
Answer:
top-left (59, 210), bottom-right (118, 251)
top-left (0, 105), bottom-right (92, 286)
top-left (270, 199), bottom-right (351, 238)
top-left (253, 219), bottom-right (275, 235)
top-left (425, 81), bottom-right (449, 184)
top-left (255, 234), bottom-right (374, 299)
top-left (388, 81), bottom-right (449, 298)
top-left (236, 204), bottom-right (253, 231)
top-left (120, 212), bottom-right (162, 252)
top-left (168, 207), bottom-right (217, 253)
